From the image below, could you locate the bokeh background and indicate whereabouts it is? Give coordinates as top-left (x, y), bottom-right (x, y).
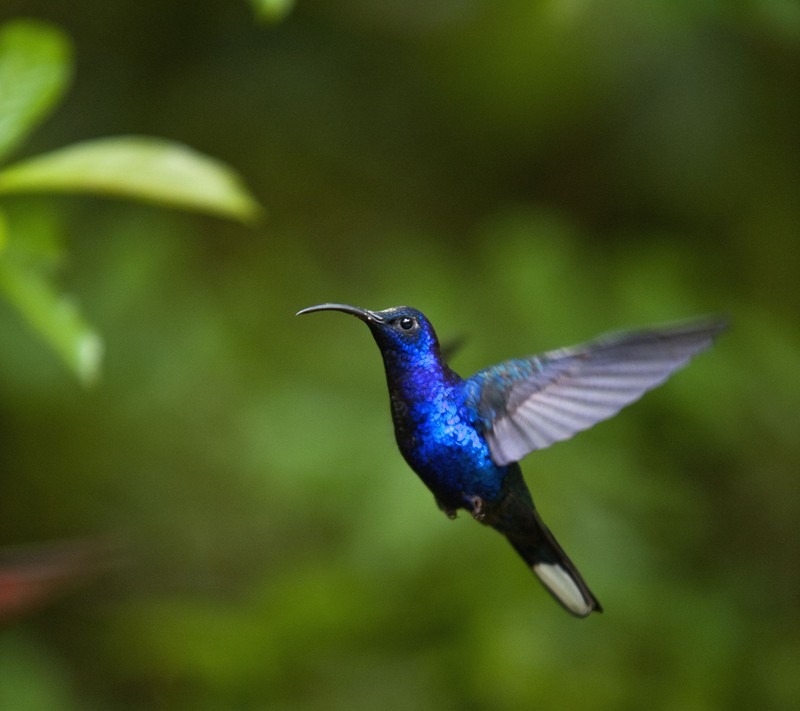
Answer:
top-left (1, 1), bottom-right (799, 709)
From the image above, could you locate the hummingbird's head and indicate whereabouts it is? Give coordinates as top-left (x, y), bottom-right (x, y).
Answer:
top-left (296, 303), bottom-right (441, 366)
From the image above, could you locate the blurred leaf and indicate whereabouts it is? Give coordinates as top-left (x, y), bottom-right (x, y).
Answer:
top-left (0, 200), bottom-right (67, 267)
top-left (0, 251), bottom-right (102, 385)
top-left (250, 0), bottom-right (295, 24)
top-left (0, 20), bottom-right (71, 162)
top-left (0, 136), bottom-right (263, 223)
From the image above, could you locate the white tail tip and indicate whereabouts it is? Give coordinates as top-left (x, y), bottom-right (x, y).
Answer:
top-left (533, 562), bottom-right (594, 617)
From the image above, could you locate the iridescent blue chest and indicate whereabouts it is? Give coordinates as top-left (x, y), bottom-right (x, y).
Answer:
top-left (388, 371), bottom-right (508, 509)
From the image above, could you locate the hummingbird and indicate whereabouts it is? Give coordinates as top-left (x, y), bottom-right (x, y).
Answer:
top-left (297, 304), bottom-right (726, 617)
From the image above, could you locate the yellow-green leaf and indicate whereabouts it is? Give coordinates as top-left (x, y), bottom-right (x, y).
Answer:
top-left (0, 136), bottom-right (263, 223)
top-left (250, 0), bottom-right (295, 23)
top-left (0, 254), bottom-right (103, 385)
top-left (0, 20), bottom-right (71, 162)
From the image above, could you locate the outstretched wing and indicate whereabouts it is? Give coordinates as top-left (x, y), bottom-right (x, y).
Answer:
top-left (467, 318), bottom-right (727, 467)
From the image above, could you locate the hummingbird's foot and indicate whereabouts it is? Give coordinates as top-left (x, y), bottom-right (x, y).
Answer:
top-left (466, 495), bottom-right (486, 521)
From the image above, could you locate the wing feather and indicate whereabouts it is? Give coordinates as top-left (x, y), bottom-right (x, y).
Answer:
top-left (468, 318), bottom-right (727, 466)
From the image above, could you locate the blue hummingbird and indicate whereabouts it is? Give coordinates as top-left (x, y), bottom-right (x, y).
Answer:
top-left (297, 304), bottom-right (726, 617)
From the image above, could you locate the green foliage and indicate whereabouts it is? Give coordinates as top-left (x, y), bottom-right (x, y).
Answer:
top-left (250, 0), bottom-right (295, 24)
top-left (0, 242), bottom-right (102, 385)
top-left (0, 136), bottom-right (262, 222)
top-left (0, 19), bottom-right (261, 384)
top-left (0, 20), bottom-right (70, 162)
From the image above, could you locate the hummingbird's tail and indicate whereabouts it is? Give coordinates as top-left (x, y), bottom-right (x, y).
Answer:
top-left (502, 509), bottom-right (601, 617)
top-left (489, 467), bottom-right (602, 617)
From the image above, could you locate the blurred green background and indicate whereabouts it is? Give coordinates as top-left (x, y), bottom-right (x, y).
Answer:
top-left (1, 1), bottom-right (799, 709)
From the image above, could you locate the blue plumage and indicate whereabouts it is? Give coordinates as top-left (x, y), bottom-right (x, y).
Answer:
top-left (298, 303), bottom-right (726, 617)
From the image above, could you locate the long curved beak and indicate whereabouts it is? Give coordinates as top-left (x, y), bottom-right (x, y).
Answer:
top-left (296, 303), bottom-right (384, 323)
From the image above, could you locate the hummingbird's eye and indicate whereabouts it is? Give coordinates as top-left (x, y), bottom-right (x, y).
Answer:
top-left (398, 316), bottom-right (416, 331)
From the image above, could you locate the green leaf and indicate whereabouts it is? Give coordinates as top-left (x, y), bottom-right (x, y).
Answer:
top-left (0, 200), bottom-right (66, 268)
top-left (0, 20), bottom-right (71, 162)
top-left (0, 212), bottom-right (102, 385)
top-left (250, 0), bottom-right (295, 23)
top-left (0, 136), bottom-right (263, 223)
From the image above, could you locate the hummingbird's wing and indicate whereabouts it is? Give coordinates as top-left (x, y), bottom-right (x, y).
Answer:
top-left (467, 318), bottom-right (727, 467)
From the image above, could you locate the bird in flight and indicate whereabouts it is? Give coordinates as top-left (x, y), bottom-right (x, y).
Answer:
top-left (298, 304), bottom-right (726, 617)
